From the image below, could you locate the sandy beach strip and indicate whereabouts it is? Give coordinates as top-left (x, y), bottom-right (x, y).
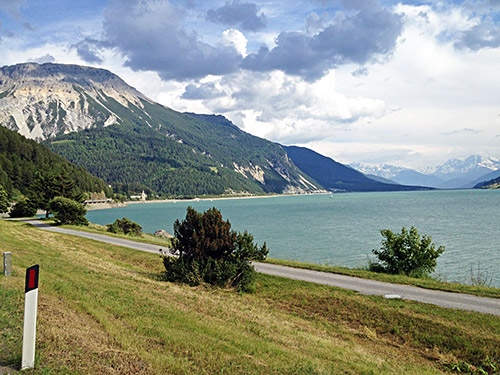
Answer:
top-left (85, 192), bottom-right (329, 211)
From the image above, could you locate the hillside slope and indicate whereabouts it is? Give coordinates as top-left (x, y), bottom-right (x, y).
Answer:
top-left (0, 125), bottom-right (111, 198)
top-left (475, 176), bottom-right (500, 189)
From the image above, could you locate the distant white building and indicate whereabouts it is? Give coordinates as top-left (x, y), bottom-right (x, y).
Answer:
top-left (130, 190), bottom-right (147, 201)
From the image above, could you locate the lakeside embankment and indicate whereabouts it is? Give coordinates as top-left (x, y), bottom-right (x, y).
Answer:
top-left (85, 192), bottom-right (329, 211)
top-left (1, 218), bottom-right (499, 375)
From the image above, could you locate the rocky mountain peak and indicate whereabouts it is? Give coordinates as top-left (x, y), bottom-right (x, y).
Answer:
top-left (0, 62), bottom-right (148, 140)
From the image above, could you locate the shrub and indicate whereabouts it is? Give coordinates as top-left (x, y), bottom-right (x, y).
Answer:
top-left (9, 199), bottom-right (37, 218)
top-left (50, 196), bottom-right (88, 225)
top-left (163, 207), bottom-right (268, 292)
top-left (107, 217), bottom-right (142, 236)
top-left (370, 226), bottom-right (445, 278)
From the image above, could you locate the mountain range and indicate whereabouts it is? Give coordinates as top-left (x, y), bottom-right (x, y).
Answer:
top-left (0, 63), bottom-right (430, 196)
top-left (351, 155), bottom-right (500, 189)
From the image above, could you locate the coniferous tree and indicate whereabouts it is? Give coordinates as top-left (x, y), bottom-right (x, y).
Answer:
top-left (30, 172), bottom-right (85, 218)
top-left (163, 207), bottom-right (268, 292)
top-left (0, 184), bottom-right (9, 214)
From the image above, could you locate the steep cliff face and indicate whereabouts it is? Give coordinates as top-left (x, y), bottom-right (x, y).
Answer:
top-left (0, 63), bottom-right (148, 140)
top-left (0, 63), bottom-right (320, 196)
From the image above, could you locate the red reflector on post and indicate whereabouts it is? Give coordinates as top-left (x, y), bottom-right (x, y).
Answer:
top-left (29, 269), bottom-right (36, 289)
top-left (25, 265), bottom-right (39, 293)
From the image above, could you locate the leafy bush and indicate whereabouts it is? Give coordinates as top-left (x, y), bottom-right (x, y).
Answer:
top-left (9, 199), bottom-right (37, 218)
top-left (370, 226), bottom-right (445, 278)
top-left (163, 207), bottom-right (268, 292)
top-left (49, 196), bottom-right (88, 225)
top-left (107, 217), bottom-right (142, 236)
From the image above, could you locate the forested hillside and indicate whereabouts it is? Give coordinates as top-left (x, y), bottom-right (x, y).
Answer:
top-left (0, 126), bottom-right (111, 198)
top-left (47, 122), bottom-right (266, 197)
top-left (44, 90), bottom-right (319, 197)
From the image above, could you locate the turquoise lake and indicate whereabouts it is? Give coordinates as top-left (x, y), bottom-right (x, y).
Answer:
top-left (87, 189), bottom-right (500, 287)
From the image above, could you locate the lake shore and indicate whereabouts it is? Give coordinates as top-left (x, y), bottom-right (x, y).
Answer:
top-left (86, 192), bottom-right (329, 211)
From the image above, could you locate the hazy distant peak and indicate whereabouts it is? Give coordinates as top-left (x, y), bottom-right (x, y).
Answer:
top-left (350, 155), bottom-right (500, 189)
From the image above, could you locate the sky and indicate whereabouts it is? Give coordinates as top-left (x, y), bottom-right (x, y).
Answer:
top-left (1, 0), bottom-right (499, 170)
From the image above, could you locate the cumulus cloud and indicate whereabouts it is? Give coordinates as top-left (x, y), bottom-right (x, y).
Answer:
top-left (242, 0), bottom-right (403, 80)
top-left (29, 53), bottom-right (56, 63)
top-left (71, 39), bottom-right (103, 64)
top-left (102, 0), bottom-right (242, 81)
top-left (181, 70), bottom-right (387, 144)
top-left (181, 82), bottom-right (227, 100)
top-left (221, 28), bottom-right (247, 56)
top-left (352, 67), bottom-right (368, 76)
top-left (454, 19), bottom-right (500, 50)
top-left (206, 1), bottom-right (266, 32)
top-left (68, 0), bottom-right (405, 82)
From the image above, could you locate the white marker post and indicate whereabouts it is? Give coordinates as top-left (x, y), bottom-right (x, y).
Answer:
top-left (3, 252), bottom-right (11, 276)
top-left (21, 264), bottom-right (39, 370)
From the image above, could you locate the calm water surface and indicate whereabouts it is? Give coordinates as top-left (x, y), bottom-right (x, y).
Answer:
top-left (87, 190), bottom-right (500, 287)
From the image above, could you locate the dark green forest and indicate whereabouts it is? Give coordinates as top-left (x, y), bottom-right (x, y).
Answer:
top-left (0, 126), bottom-right (111, 199)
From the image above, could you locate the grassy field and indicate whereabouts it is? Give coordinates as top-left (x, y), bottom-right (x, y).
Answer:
top-left (1, 219), bottom-right (499, 374)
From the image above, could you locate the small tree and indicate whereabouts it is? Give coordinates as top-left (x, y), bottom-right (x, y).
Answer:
top-left (50, 196), bottom-right (88, 225)
top-left (370, 226), bottom-right (445, 277)
top-left (163, 207), bottom-right (268, 292)
top-left (9, 198), bottom-right (37, 218)
top-left (0, 184), bottom-right (9, 214)
top-left (107, 217), bottom-right (142, 236)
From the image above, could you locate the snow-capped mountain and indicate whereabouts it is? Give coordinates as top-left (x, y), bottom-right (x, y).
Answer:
top-left (349, 162), bottom-right (445, 187)
top-left (432, 155), bottom-right (500, 181)
top-left (351, 155), bottom-right (500, 189)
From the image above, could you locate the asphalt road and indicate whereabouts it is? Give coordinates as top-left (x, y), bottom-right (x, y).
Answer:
top-left (23, 219), bottom-right (500, 316)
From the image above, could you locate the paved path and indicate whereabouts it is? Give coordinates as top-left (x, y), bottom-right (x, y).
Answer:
top-left (23, 220), bottom-right (500, 316)
top-left (25, 220), bottom-right (170, 255)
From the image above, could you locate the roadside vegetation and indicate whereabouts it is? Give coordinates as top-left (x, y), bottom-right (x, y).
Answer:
top-left (107, 217), bottom-right (143, 236)
top-left (369, 226), bottom-right (445, 278)
top-left (265, 258), bottom-right (500, 299)
top-left (163, 207), bottom-right (268, 292)
top-left (58, 219), bottom-right (500, 298)
top-left (1, 219), bottom-right (499, 374)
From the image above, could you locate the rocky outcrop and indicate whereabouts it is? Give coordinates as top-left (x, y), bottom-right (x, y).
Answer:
top-left (0, 63), bottom-right (149, 140)
top-left (154, 230), bottom-right (173, 238)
